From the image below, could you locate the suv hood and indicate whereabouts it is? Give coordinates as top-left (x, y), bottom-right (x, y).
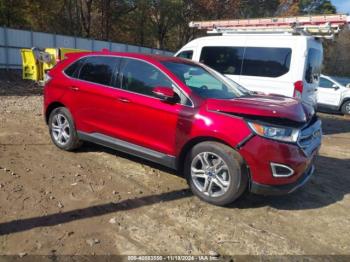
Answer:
top-left (206, 95), bottom-right (314, 123)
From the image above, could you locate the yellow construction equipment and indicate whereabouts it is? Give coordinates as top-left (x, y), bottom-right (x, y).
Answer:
top-left (20, 47), bottom-right (87, 83)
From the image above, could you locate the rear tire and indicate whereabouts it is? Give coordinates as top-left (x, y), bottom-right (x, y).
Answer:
top-left (48, 107), bottom-right (82, 151)
top-left (341, 100), bottom-right (350, 115)
top-left (184, 141), bottom-right (248, 206)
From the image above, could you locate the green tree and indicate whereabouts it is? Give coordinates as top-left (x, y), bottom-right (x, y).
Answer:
top-left (0, 0), bottom-right (28, 27)
top-left (148, 0), bottom-right (183, 49)
top-left (240, 0), bottom-right (279, 18)
top-left (300, 0), bottom-right (336, 14)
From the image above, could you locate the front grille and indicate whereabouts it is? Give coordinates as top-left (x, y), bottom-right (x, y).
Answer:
top-left (297, 119), bottom-right (322, 156)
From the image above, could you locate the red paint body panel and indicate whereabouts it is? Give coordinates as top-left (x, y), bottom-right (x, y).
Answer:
top-left (239, 136), bottom-right (317, 185)
top-left (44, 51), bottom-right (321, 190)
top-left (206, 95), bottom-right (315, 123)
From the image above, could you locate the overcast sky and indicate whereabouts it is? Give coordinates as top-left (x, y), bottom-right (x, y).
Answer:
top-left (332, 0), bottom-right (350, 14)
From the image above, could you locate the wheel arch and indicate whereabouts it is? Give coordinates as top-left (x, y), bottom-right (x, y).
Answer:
top-left (45, 101), bottom-right (66, 124)
top-left (341, 97), bottom-right (350, 106)
top-left (341, 97), bottom-right (350, 113)
top-left (177, 136), bottom-right (235, 173)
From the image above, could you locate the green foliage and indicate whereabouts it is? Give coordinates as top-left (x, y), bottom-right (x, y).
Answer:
top-left (0, 0), bottom-right (28, 27)
top-left (240, 0), bottom-right (280, 18)
top-left (300, 0), bottom-right (337, 15)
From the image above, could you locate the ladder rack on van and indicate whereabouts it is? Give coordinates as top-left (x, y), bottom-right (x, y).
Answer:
top-left (189, 14), bottom-right (350, 39)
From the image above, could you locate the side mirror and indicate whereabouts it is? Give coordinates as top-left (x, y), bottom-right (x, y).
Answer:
top-left (152, 86), bottom-right (179, 103)
top-left (332, 84), bottom-right (340, 90)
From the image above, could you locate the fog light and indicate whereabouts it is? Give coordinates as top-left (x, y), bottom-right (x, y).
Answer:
top-left (270, 163), bottom-right (294, 177)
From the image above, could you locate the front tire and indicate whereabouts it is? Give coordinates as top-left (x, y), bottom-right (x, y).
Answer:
top-left (341, 100), bottom-right (350, 115)
top-left (184, 141), bottom-right (248, 206)
top-left (48, 107), bottom-right (82, 151)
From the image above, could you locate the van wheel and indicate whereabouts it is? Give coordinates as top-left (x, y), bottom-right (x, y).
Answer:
top-left (341, 100), bottom-right (350, 115)
top-left (48, 107), bottom-right (82, 151)
top-left (184, 141), bottom-right (248, 206)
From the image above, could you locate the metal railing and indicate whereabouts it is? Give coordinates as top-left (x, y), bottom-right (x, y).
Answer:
top-left (0, 26), bottom-right (173, 69)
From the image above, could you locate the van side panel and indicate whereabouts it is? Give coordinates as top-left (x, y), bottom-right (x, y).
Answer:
top-left (236, 35), bottom-right (294, 97)
top-left (176, 35), bottom-right (321, 107)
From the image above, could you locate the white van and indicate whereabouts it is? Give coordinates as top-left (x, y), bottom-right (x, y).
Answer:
top-left (175, 34), bottom-right (323, 107)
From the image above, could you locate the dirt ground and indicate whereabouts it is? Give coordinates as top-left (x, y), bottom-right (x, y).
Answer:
top-left (0, 71), bottom-right (350, 256)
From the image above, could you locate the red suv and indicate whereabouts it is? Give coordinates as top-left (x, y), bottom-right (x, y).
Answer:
top-left (44, 51), bottom-right (322, 206)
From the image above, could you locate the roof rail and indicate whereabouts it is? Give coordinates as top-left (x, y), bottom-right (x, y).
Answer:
top-left (189, 14), bottom-right (350, 39)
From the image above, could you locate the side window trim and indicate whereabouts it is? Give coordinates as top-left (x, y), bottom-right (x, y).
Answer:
top-left (63, 55), bottom-right (194, 107)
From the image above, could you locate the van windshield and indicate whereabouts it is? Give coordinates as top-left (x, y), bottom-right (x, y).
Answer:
top-left (161, 61), bottom-right (250, 99)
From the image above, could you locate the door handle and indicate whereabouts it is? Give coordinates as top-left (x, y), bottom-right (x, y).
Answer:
top-left (70, 86), bottom-right (79, 91)
top-left (118, 97), bottom-right (130, 103)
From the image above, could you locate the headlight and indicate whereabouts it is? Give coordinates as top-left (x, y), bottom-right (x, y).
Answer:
top-left (247, 122), bottom-right (300, 143)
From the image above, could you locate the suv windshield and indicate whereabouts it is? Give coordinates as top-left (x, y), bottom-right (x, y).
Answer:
top-left (161, 61), bottom-right (249, 99)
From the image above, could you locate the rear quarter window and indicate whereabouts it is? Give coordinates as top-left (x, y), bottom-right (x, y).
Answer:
top-left (64, 58), bottom-right (86, 78)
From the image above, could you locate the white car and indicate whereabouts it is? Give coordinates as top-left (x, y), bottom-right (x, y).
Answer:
top-left (317, 74), bottom-right (350, 115)
top-left (175, 34), bottom-right (323, 108)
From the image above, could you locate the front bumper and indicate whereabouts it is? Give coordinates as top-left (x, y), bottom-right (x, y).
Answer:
top-left (250, 164), bottom-right (315, 195)
top-left (239, 116), bottom-right (321, 187)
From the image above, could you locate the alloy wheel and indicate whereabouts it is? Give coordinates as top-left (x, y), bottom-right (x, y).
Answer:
top-left (191, 152), bottom-right (231, 197)
top-left (51, 113), bottom-right (71, 145)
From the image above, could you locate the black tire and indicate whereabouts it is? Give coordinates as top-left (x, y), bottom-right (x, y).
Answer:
top-left (341, 100), bottom-right (350, 115)
top-left (184, 141), bottom-right (248, 206)
top-left (48, 107), bottom-right (82, 151)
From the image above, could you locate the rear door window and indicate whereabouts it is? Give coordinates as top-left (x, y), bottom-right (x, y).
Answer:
top-left (177, 50), bottom-right (193, 59)
top-left (199, 46), bottom-right (244, 75)
top-left (241, 47), bottom-right (292, 78)
top-left (78, 56), bottom-right (119, 86)
top-left (305, 48), bottom-right (323, 84)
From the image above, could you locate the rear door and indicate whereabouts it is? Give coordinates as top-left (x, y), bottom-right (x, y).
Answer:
top-left (65, 55), bottom-right (125, 137)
